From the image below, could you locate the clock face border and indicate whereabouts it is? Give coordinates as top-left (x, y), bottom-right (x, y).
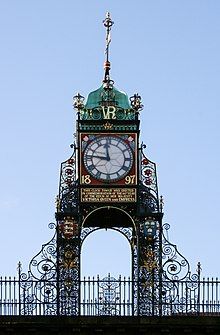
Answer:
top-left (83, 135), bottom-right (134, 182)
top-left (79, 133), bottom-right (137, 186)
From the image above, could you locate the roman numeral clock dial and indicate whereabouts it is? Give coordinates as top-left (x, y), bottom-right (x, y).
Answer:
top-left (83, 136), bottom-right (134, 182)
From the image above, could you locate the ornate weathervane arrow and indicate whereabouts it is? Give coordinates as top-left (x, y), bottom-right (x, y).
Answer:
top-left (103, 12), bottom-right (114, 84)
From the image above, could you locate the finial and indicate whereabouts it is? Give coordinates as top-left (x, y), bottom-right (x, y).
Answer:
top-left (197, 262), bottom-right (202, 279)
top-left (17, 261), bottom-right (22, 275)
top-left (130, 94), bottom-right (144, 112)
top-left (159, 195), bottom-right (164, 212)
top-left (73, 92), bottom-right (85, 111)
top-left (103, 12), bottom-right (114, 84)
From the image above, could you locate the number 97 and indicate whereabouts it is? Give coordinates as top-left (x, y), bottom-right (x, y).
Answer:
top-left (125, 175), bottom-right (135, 184)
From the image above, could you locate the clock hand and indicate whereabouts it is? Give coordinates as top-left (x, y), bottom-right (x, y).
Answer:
top-left (104, 140), bottom-right (110, 161)
top-left (87, 154), bottom-right (109, 160)
top-left (94, 155), bottom-right (109, 160)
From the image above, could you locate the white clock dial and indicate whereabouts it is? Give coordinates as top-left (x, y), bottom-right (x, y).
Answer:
top-left (83, 136), bottom-right (133, 182)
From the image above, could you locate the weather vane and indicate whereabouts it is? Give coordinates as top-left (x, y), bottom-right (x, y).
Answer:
top-left (103, 12), bottom-right (114, 84)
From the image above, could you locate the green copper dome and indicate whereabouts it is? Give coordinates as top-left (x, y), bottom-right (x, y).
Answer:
top-left (85, 85), bottom-right (131, 109)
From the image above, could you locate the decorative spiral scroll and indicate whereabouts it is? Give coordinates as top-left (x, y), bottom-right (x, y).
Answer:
top-left (96, 275), bottom-right (121, 316)
top-left (18, 223), bottom-right (58, 315)
top-left (20, 224), bottom-right (57, 282)
top-left (29, 244), bottom-right (56, 281)
top-left (58, 146), bottom-right (78, 214)
top-left (162, 223), bottom-right (198, 282)
top-left (140, 144), bottom-right (159, 201)
top-left (20, 294), bottom-right (37, 315)
top-left (161, 223), bottom-right (199, 314)
top-left (99, 276), bottom-right (120, 290)
top-left (34, 281), bottom-right (57, 303)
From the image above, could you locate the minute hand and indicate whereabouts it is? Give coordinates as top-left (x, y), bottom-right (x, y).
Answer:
top-left (105, 143), bottom-right (110, 161)
top-left (87, 154), bottom-right (109, 160)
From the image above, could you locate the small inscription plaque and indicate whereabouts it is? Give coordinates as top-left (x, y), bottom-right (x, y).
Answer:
top-left (81, 188), bottom-right (136, 203)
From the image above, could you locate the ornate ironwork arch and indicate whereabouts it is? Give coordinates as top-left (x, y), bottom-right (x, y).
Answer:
top-left (82, 206), bottom-right (137, 232)
top-left (80, 226), bottom-right (134, 245)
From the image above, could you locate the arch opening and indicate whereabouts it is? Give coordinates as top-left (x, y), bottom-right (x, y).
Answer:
top-left (81, 228), bottom-right (132, 279)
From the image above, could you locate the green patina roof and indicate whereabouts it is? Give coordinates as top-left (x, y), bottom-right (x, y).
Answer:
top-left (85, 85), bottom-right (131, 109)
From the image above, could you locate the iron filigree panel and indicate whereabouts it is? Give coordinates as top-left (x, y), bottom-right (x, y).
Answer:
top-left (19, 223), bottom-right (57, 315)
top-left (161, 223), bottom-right (199, 315)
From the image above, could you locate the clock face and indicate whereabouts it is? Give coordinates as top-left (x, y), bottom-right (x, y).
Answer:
top-left (83, 135), bottom-right (133, 182)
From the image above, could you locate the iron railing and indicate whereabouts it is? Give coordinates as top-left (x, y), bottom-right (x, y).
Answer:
top-left (1, 275), bottom-right (220, 316)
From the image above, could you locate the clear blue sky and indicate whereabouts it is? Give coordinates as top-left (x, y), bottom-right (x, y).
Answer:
top-left (0, 1), bottom-right (220, 279)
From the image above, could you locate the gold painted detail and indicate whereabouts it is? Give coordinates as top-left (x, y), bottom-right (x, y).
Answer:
top-left (142, 250), bottom-right (158, 272)
top-left (59, 217), bottom-right (78, 239)
top-left (61, 250), bottom-right (77, 270)
top-left (81, 188), bottom-right (136, 203)
top-left (56, 196), bottom-right (61, 212)
top-left (103, 121), bottom-right (113, 130)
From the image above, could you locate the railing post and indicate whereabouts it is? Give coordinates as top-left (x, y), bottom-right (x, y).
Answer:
top-left (158, 217), bottom-right (163, 316)
top-left (55, 223), bottom-right (60, 316)
top-left (17, 262), bottom-right (22, 316)
top-left (197, 262), bottom-right (201, 315)
top-left (97, 275), bottom-right (100, 316)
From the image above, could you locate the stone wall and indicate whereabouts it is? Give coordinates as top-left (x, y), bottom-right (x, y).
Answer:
top-left (1, 316), bottom-right (220, 335)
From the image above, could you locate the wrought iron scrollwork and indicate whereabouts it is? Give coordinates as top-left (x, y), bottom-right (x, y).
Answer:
top-left (140, 144), bottom-right (158, 197)
top-left (22, 223), bottom-right (57, 282)
top-left (139, 144), bottom-right (159, 214)
top-left (9, 217), bottom-right (202, 317)
top-left (57, 215), bottom-right (80, 315)
top-left (97, 275), bottom-right (120, 315)
top-left (57, 146), bottom-right (78, 215)
top-left (161, 223), bottom-right (199, 315)
top-left (15, 138), bottom-right (201, 317)
top-left (162, 223), bottom-right (198, 282)
top-left (138, 218), bottom-right (161, 316)
top-left (139, 184), bottom-right (159, 213)
top-left (130, 93), bottom-right (143, 112)
top-left (19, 223), bottom-right (57, 315)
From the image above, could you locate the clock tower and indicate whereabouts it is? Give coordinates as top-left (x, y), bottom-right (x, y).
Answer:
top-left (0, 12), bottom-right (203, 321)
top-left (56, 13), bottom-right (163, 316)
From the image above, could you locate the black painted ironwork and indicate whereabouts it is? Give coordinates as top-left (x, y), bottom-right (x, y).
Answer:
top-left (0, 207), bottom-right (211, 317)
top-left (0, 135), bottom-right (205, 316)
top-left (1, 270), bottom-right (220, 316)
top-left (81, 274), bottom-right (132, 316)
top-left (2, 12), bottom-right (215, 319)
top-left (130, 94), bottom-right (143, 112)
top-left (0, 134), bottom-right (217, 316)
top-left (56, 156), bottom-right (80, 315)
